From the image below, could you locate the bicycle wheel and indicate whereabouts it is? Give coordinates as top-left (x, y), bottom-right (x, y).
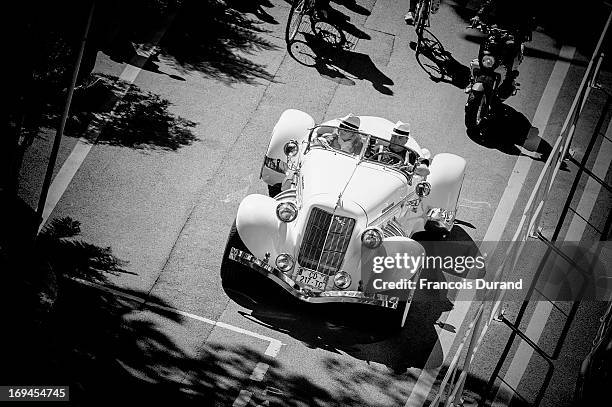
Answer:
top-left (286, 0), bottom-right (310, 44)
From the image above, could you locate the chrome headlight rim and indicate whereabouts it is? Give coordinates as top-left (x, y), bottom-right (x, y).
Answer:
top-left (275, 253), bottom-right (295, 272)
top-left (283, 140), bottom-right (299, 157)
top-left (361, 227), bottom-right (383, 249)
top-left (276, 202), bottom-right (298, 222)
top-left (481, 54), bottom-right (496, 69)
top-left (333, 270), bottom-right (352, 289)
top-left (416, 181), bottom-right (431, 197)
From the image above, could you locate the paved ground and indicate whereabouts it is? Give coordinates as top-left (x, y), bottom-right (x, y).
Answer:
top-left (11, 0), bottom-right (612, 405)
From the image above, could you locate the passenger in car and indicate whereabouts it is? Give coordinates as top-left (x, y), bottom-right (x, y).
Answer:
top-left (389, 121), bottom-right (430, 177)
top-left (319, 113), bottom-right (363, 155)
top-left (389, 121), bottom-right (412, 160)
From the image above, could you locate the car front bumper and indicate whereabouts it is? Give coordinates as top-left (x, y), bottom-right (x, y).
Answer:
top-left (229, 247), bottom-right (400, 309)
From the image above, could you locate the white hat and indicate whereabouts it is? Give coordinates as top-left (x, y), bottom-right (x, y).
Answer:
top-left (391, 121), bottom-right (411, 140)
top-left (338, 113), bottom-right (360, 131)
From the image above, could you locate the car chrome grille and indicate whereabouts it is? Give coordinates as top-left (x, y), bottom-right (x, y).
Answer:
top-left (298, 208), bottom-right (355, 275)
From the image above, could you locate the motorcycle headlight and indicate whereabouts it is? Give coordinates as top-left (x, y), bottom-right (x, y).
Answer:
top-left (416, 181), bottom-right (431, 197)
top-left (333, 271), bottom-right (352, 289)
top-left (481, 55), bottom-right (496, 68)
top-left (276, 202), bottom-right (298, 222)
top-left (275, 253), bottom-right (295, 272)
top-left (361, 228), bottom-right (382, 249)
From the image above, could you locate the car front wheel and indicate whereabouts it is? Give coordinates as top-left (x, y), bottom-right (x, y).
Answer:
top-left (268, 183), bottom-right (282, 197)
top-left (220, 220), bottom-right (260, 291)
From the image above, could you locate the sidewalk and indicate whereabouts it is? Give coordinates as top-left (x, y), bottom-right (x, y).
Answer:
top-left (462, 66), bottom-right (612, 407)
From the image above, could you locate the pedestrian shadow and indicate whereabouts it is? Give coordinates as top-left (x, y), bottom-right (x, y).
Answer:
top-left (467, 104), bottom-right (555, 164)
top-left (332, 0), bottom-right (371, 16)
top-left (225, 0), bottom-right (279, 24)
top-left (410, 29), bottom-right (471, 89)
top-left (325, 3), bottom-right (372, 41)
top-left (290, 33), bottom-right (394, 95)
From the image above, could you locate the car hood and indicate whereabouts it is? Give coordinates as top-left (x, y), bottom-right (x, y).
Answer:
top-left (300, 149), bottom-right (409, 222)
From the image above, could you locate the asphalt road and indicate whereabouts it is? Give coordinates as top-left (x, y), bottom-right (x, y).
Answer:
top-left (20, 0), bottom-right (611, 405)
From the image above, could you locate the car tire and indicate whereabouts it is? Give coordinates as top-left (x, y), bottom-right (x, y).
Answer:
top-left (268, 183), bottom-right (282, 197)
top-left (220, 220), bottom-right (259, 291)
top-left (424, 220), bottom-right (451, 239)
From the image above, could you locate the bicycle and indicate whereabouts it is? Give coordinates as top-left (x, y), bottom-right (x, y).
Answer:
top-left (286, 0), bottom-right (345, 48)
top-left (413, 0), bottom-right (440, 52)
top-left (285, 0), bottom-right (346, 65)
top-left (286, 0), bottom-right (316, 44)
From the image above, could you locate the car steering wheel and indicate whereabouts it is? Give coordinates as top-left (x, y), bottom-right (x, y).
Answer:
top-left (368, 151), bottom-right (405, 167)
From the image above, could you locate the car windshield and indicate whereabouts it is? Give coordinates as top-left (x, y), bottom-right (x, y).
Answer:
top-left (309, 126), bottom-right (421, 167)
top-left (309, 125), bottom-right (369, 157)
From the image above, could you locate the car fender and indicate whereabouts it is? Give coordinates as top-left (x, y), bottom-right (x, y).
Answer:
top-left (261, 109), bottom-right (315, 186)
top-left (235, 194), bottom-right (295, 261)
top-left (423, 153), bottom-right (466, 213)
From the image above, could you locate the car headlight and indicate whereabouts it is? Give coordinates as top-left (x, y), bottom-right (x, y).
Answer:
top-left (481, 55), bottom-right (496, 68)
top-left (361, 228), bottom-right (382, 249)
top-left (275, 253), bottom-right (295, 272)
top-left (333, 271), bottom-right (351, 289)
top-left (276, 202), bottom-right (298, 222)
top-left (416, 181), bottom-right (431, 197)
top-left (283, 140), bottom-right (299, 157)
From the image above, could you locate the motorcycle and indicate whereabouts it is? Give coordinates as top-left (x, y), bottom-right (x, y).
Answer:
top-left (464, 23), bottom-right (525, 137)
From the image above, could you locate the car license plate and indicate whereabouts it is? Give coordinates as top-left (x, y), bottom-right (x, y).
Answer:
top-left (295, 268), bottom-right (328, 290)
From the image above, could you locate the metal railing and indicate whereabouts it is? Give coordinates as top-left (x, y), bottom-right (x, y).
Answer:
top-left (431, 5), bottom-right (612, 406)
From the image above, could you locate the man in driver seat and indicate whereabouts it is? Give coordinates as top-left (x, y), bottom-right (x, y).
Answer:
top-left (388, 121), bottom-right (431, 177)
top-left (319, 113), bottom-right (363, 155)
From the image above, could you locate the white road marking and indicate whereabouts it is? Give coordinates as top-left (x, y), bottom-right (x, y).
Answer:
top-left (458, 199), bottom-right (492, 209)
top-left (250, 363), bottom-right (271, 381)
top-left (405, 45), bottom-right (576, 406)
top-left (494, 116), bottom-right (612, 405)
top-left (233, 390), bottom-right (253, 407)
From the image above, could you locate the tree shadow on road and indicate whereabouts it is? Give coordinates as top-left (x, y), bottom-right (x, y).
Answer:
top-left (157, 0), bottom-right (278, 85)
top-left (37, 73), bottom-right (199, 151)
top-left (2, 212), bottom-right (457, 406)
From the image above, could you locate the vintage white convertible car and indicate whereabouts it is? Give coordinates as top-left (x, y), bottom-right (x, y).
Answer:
top-left (221, 110), bottom-right (466, 327)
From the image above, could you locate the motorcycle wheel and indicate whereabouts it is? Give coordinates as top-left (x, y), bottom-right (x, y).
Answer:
top-left (465, 91), bottom-right (489, 136)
